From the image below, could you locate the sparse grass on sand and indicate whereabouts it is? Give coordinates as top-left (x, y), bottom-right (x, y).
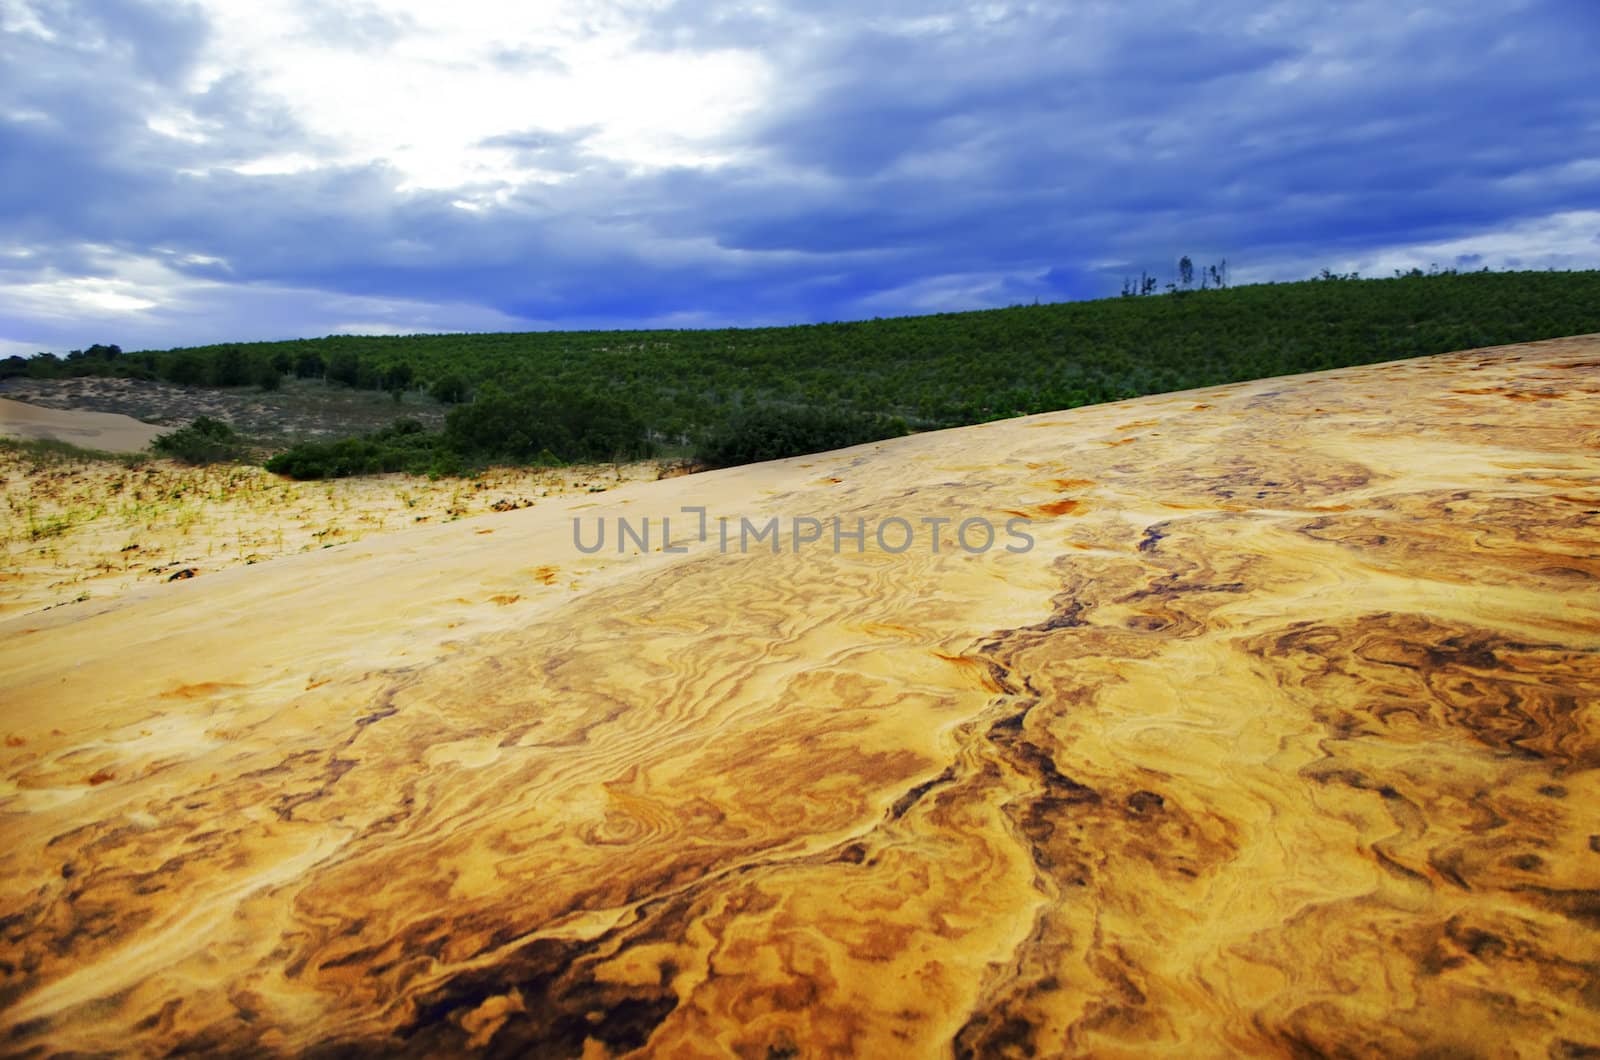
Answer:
top-left (0, 439), bottom-right (673, 618)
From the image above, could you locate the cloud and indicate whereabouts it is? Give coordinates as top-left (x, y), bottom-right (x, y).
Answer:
top-left (1, 0), bottom-right (1596, 353)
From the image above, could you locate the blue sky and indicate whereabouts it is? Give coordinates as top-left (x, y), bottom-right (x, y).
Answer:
top-left (2, 0), bottom-right (1597, 354)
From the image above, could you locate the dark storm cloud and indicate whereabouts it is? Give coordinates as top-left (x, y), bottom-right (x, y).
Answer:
top-left (2, 0), bottom-right (1597, 351)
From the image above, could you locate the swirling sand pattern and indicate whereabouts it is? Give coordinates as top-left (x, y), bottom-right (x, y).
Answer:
top-left (2, 337), bottom-right (1598, 1057)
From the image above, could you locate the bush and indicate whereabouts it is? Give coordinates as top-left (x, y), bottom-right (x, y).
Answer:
top-left (696, 405), bottom-right (908, 467)
top-left (153, 417), bottom-right (244, 464)
top-left (253, 358), bottom-right (282, 390)
top-left (265, 419), bottom-right (445, 479)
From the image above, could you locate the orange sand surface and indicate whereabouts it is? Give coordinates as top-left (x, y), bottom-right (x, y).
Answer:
top-left (0, 397), bottom-right (166, 453)
top-left (2, 337), bottom-right (1598, 1056)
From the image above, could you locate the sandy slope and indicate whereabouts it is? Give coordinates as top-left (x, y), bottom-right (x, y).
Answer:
top-left (0, 397), bottom-right (165, 452)
top-left (0, 456), bottom-right (669, 619)
top-left (2, 337), bottom-right (1598, 1057)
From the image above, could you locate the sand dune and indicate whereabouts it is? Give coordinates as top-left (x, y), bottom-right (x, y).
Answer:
top-left (0, 397), bottom-right (166, 453)
top-left (2, 337), bottom-right (1598, 1056)
top-left (0, 455), bottom-right (669, 619)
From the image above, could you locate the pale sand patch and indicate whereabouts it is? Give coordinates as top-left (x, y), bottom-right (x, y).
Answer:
top-left (0, 396), bottom-right (166, 452)
top-left (0, 454), bottom-right (670, 618)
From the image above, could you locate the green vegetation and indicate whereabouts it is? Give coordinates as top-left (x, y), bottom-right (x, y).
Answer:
top-left (698, 406), bottom-right (908, 468)
top-left (8, 268), bottom-right (1600, 473)
top-left (0, 436), bottom-right (147, 469)
top-left (262, 388), bottom-right (657, 479)
top-left (263, 419), bottom-right (449, 479)
top-left (152, 417), bottom-right (246, 465)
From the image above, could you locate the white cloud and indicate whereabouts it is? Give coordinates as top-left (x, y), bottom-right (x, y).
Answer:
top-left (1231, 209), bottom-right (1600, 284)
top-left (183, 0), bottom-right (775, 190)
top-left (0, 0), bottom-right (55, 40)
top-left (329, 321), bottom-right (417, 336)
top-left (0, 245), bottom-right (534, 353)
top-left (7, 274), bottom-right (164, 319)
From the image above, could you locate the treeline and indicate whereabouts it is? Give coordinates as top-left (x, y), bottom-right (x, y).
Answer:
top-left (0, 343), bottom-right (450, 398)
top-left (11, 268), bottom-right (1600, 474)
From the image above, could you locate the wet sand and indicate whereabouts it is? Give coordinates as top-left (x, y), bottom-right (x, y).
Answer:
top-left (2, 337), bottom-right (1597, 1056)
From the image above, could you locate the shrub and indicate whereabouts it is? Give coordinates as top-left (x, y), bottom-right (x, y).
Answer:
top-left (696, 405), bottom-right (908, 467)
top-left (253, 357), bottom-right (282, 390)
top-left (153, 417), bottom-right (244, 464)
top-left (265, 419), bottom-right (443, 479)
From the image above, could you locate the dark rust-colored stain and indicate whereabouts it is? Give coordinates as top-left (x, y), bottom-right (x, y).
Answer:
top-left (889, 767), bottom-right (958, 821)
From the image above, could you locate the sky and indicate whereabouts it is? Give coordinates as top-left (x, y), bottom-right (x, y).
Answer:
top-left (1, 0), bottom-right (1597, 355)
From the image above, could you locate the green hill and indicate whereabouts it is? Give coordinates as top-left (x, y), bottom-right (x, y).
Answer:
top-left (9, 268), bottom-right (1599, 475)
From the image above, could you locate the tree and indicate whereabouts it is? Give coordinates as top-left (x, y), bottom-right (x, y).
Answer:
top-left (294, 350), bottom-right (325, 378)
top-left (326, 351), bottom-right (361, 387)
top-left (430, 373), bottom-right (470, 403)
top-left (163, 351), bottom-right (206, 385)
top-left (1179, 256), bottom-right (1194, 290)
top-left (383, 362), bottom-right (414, 391)
top-left (211, 346), bottom-right (249, 386)
top-left (26, 353), bottom-right (62, 379)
